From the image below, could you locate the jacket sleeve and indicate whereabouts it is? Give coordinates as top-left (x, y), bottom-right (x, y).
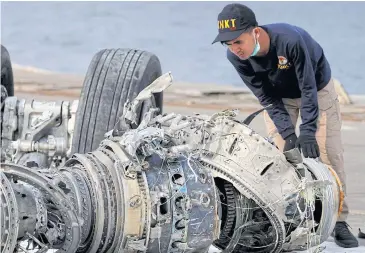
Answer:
top-left (289, 36), bottom-right (319, 137)
top-left (227, 51), bottom-right (295, 139)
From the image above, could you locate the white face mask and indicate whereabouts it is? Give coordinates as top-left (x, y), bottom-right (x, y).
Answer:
top-left (250, 30), bottom-right (260, 57)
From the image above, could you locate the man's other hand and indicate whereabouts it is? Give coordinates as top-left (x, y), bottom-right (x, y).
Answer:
top-left (283, 133), bottom-right (298, 152)
top-left (296, 135), bottom-right (320, 158)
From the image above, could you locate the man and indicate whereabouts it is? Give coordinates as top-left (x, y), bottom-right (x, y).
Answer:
top-left (212, 3), bottom-right (359, 248)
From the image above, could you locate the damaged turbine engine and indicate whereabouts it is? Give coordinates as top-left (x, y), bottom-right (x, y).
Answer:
top-left (1, 61), bottom-right (344, 253)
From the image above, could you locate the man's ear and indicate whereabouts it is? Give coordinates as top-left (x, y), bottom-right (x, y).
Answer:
top-left (253, 27), bottom-right (260, 38)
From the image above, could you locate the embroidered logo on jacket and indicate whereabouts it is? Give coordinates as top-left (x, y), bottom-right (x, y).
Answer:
top-left (277, 56), bottom-right (292, 70)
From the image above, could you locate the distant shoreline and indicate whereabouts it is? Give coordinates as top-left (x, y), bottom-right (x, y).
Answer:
top-left (11, 61), bottom-right (365, 123)
top-left (12, 62), bottom-right (365, 97)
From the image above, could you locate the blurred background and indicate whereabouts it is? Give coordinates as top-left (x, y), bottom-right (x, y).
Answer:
top-left (1, 1), bottom-right (365, 94)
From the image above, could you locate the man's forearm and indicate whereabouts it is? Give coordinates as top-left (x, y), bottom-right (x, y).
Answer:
top-left (298, 89), bottom-right (319, 136)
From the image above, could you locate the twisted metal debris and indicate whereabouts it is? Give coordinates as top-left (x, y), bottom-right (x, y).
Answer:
top-left (1, 72), bottom-right (342, 253)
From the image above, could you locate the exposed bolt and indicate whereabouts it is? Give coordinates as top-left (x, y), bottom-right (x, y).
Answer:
top-left (129, 196), bottom-right (141, 208)
top-left (141, 161), bottom-right (149, 170)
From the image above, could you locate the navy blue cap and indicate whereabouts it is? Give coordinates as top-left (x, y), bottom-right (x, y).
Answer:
top-left (212, 3), bottom-right (258, 44)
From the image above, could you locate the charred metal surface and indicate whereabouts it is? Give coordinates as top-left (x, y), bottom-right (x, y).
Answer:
top-left (0, 73), bottom-right (342, 253)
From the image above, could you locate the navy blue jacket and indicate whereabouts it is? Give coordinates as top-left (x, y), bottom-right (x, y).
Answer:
top-left (227, 23), bottom-right (331, 139)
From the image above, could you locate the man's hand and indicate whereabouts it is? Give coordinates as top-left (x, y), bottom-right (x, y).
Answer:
top-left (283, 133), bottom-right (298, 152)
top-left (295, 135), bottom-right (320, 158)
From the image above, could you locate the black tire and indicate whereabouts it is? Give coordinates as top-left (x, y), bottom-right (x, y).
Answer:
top-left (71, 48), bottom-right (163, 155)
top-left (1, 45), bottom-right (14, 96)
